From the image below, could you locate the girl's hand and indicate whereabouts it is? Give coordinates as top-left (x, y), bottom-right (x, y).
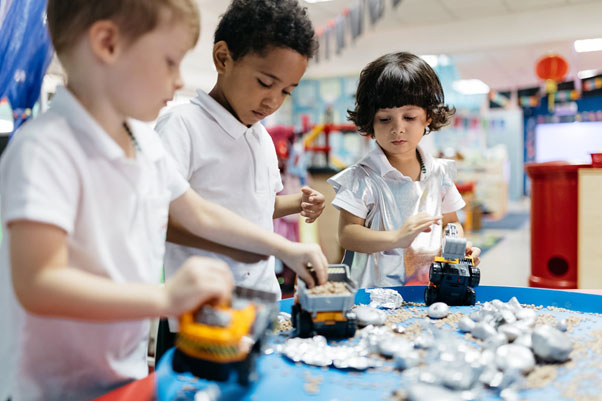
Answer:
top-left (395, 212), bottom-right (442, 249)
top-left (466, 241), bottom-right (481, 266)
top-left (300, 186), bottom-right (325, 223)
top-left (162, 256), bottom-right (234, 317)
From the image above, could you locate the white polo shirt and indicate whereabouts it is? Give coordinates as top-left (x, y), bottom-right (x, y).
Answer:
top-left (156, 90), bottom-right (283, 328)
top-left (0, 87), bottom-right (189, 401)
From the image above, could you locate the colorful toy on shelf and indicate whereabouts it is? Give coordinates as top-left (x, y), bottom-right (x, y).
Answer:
top-left (425, 224), bottom-right (480, 306)
top-left (292, 264), bottom-right (358, 338)
top-left (173, 287), bottom-right (278, 386)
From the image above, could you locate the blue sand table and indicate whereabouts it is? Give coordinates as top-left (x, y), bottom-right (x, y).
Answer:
top-left (156, 286), bottom-right (602, 401)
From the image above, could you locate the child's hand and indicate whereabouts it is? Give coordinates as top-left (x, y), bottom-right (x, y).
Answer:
top-left (280, 242), bottom-right (328, 288)
top-left (162, 256), bottom-right (234, 317)
top-left (300, 186), bottom-right (325, 223)
top-left (466, 241), bottom-right (481, 266)
top-left (395, 212), bottom-right (442, 248)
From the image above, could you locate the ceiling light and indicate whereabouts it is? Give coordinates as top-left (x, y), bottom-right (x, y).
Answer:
top-left (420, 55), bottom-right (439, 68)
top-left (304, 0), bottom-right (334, 3)
top-left (0, 119), bottom-right (14, 133)
top-left (438, 55), bottom-right (451, 66)
top-left (578, 69), bottom-right (599, 79)
top-left (452, 79), bottom-right (490, 95)
top-left (574, 38), bottom-right (602, 53)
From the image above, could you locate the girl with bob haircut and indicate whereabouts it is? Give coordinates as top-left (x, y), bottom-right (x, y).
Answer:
top-left (328, 52), bottom-right (481, 289)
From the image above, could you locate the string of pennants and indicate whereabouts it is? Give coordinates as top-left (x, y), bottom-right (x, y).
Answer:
top-left (490, 74), bottom-right (602, 109)
top-left (450, 115), bottom-right (506, 132)
top-left (314, 0), bottom-right (403, 63)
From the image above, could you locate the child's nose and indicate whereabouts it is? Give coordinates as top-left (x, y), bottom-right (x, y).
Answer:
top-left (173, 70), bottom-right (184, 91)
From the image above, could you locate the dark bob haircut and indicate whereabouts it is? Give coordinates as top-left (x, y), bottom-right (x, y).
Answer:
top-left (214, 0), bottom-right (318, 61)
top-left (348, 52), bottom-right (455, 136)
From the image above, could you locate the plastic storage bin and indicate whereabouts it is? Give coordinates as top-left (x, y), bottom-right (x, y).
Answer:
top-left (525, 162), bottom-right (591, 289)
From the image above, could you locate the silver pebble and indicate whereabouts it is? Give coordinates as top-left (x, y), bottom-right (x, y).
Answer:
top-left (498, 324), bottom-right (522, 342)
top-left (394, 350), bottom-right (420, 370)
top-left (471, 322), bottom-right (497, 340)
top-left (514, 333), bottom-right (532, 349)
top-left (532, 325), bottom-right (573, 362)
top-left (428, 302), bottom-right (450, 319)
top-left (556, 319), bottom-right (568, 332)
top-left (483, 333), bottom-right (508, 349)
top-left (457, 317), bottom-right (476, 333)
top-left (355, 305), bottom-right (387, 327)
top-left (406, 383), bottom-right (464, 401)
top-left (516, 308), bottom-right (536, 321)
top-left (496, 344), bottom-right (535, 373)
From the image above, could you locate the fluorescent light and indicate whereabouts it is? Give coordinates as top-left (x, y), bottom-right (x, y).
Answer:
top-left (452, 79), bottom-right (490, 95)
top-left (438, 55), bottom-right (451, 66)
top-left (304, 0), bottom-right (334, 3)
top-left (419, 55), bottom-right (450, 68)
top-left (574, 38), bottom-right (602, 53)
top-left (0, 119), bottom-right (14, 133)
top-left (578, 69), bottom-right (599, 79)
top-left (420, 55), bottom-right (439, 68)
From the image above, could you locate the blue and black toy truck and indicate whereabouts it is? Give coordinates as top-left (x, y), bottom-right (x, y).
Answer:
top-left (425, 224), bottom-right (480, 306)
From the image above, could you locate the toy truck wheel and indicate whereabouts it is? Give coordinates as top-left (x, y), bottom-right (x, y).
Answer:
top-left (291, 303), bottom-right (301, 329)
top-left (237, 350), bottom-right (258, 386)
top-left (464, 287), bottom-right (476, 306)
top-left (429, 262), bottom-right (443, 284)
top-left (469, 267), bottom-right (480, 288)
top-left (295, 309), bottom-right (313, 338)
top-left (424, 285), bottom-right (439, 306)
top-left (345, 317), bottom-right (357, 338)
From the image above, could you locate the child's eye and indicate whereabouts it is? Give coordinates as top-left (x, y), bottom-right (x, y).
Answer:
top-left (166, 58), bottom-right (176, 68)
top-left (404, 116), bottom-right (416, 121)
top-left (282, 90), bottom-right (292, 96)
top-left (257, 79), bottom-right (272, 88)
top-left (377, 117), bottom-right (390, 123)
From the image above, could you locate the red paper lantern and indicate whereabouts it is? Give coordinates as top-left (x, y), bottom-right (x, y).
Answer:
top-left (535, 54), bottom-right (568, 82)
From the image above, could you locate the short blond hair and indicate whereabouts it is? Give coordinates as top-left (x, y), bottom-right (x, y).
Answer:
top-left (47, 0), bottom-right (200, 55)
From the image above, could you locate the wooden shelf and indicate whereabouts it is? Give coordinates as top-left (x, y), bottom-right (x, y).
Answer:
top-left (578, 168), bottom-right (602, 289)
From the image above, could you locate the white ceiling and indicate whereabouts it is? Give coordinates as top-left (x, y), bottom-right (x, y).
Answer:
top-left (183, 0), bottom-right (602, 94)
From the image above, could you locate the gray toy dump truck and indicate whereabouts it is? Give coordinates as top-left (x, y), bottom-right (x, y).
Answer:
top-left (425, 224), bottom-right (480, 306)
top-left (292, 264), bottom-right (358, 338)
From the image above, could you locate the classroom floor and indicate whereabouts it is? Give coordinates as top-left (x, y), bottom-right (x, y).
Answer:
top-left (470, 198), bottom-right (531, 287)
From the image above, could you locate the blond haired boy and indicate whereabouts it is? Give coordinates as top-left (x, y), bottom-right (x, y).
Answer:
top-left (0, 1), bottom-right (327, 400)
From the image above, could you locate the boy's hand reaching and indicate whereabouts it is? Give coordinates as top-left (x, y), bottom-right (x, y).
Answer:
top-left (395, 212), bottom-right (442, 249)
top-left (162, 256), bottom-right (234, 317)
top-left (279, 242), bottom-right (328, 288)
top-left (300, 186), bottom-right (325, 223)
top-left (466, 241), bottom-right (481, 266)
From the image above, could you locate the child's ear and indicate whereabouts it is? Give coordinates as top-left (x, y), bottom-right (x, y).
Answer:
top-left (213, 40), bottom-right (233, 74)
top-left (88, 20), bottom-right (121, 64)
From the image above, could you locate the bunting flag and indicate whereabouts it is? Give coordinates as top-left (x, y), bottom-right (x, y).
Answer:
top-left (583, 77), bottom-right (602, 91)
top-left (488, 90), bottom-right (510, 109)
top-left (349, 3), bottom-right (363, 42)
top-left (335, 15), bottom-right (346, 54)
top-left (324, 26), bottom-right (332, 60)
top-left (367, 0), bottom-right (385, 25)
top-left (313, 0), bottom-right (401, 63)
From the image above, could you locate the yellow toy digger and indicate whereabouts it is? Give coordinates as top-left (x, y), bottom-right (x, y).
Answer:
top-left (172, 286), bottom-right (278, 385)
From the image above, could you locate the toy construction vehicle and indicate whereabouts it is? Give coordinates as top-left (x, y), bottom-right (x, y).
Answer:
top-left (292, 264), bottom-right (358, 338)
top-left (425, 224), bottom-right (480, 306)
top-left (172, 286), bottom-right (278, 386)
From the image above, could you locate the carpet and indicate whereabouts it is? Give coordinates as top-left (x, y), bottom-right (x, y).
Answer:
top-left (470, 234), bottom-right (504, 256)
top-left (481, 212), bottom-right (530, 230)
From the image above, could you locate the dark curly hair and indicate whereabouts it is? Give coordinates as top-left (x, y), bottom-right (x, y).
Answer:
top-left (214, 0), bottom-right (318, 60)
top-left (348, 52), bottom-right (455, 136)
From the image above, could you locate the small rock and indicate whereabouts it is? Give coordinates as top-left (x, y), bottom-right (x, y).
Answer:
top-left (428, 302), bottom-right (450, 319)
